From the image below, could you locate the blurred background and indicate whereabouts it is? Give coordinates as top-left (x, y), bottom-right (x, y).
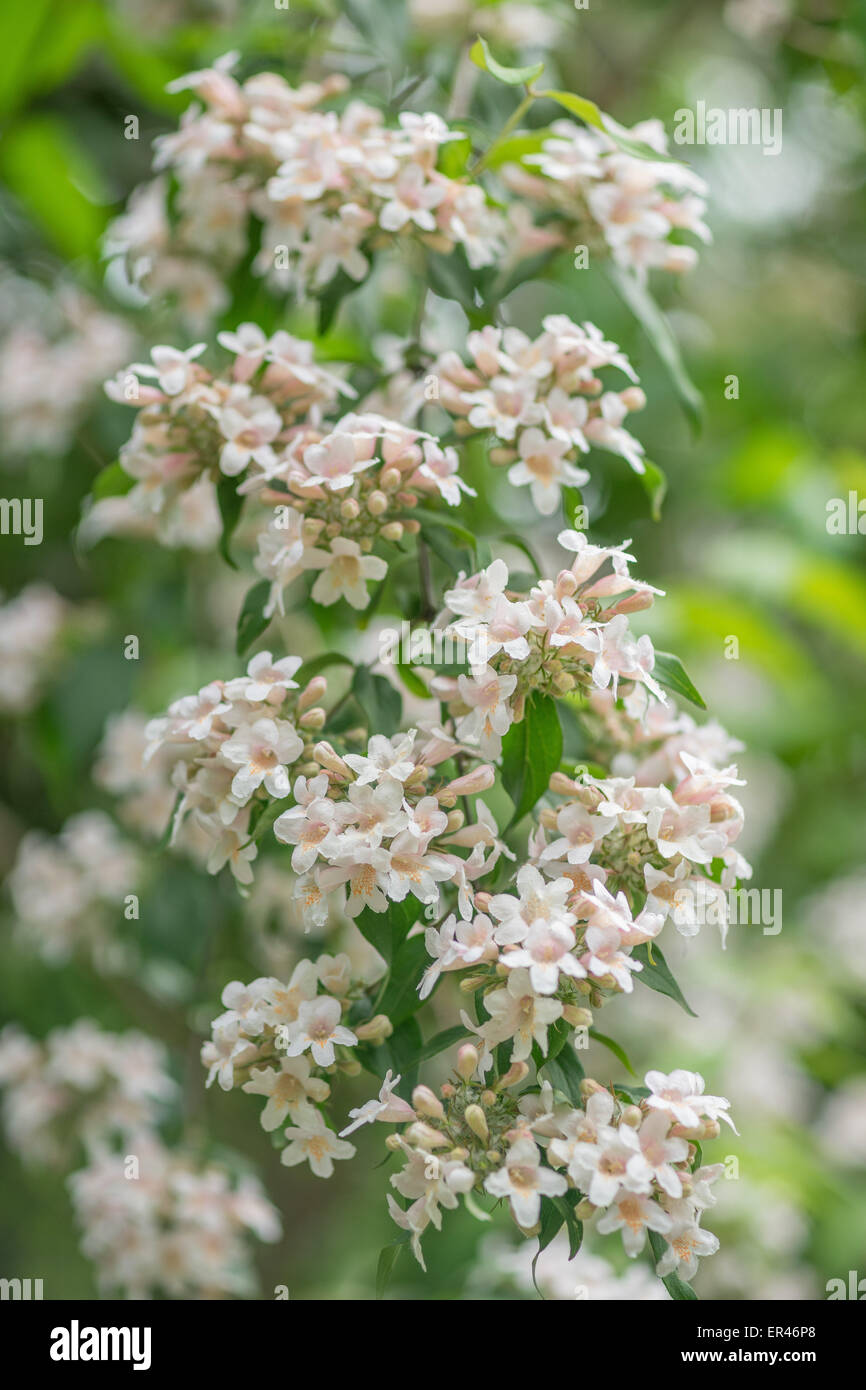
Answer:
top-left (0, 0), bottom-right (864, 1299)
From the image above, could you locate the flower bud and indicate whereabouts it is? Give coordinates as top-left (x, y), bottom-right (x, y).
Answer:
top-left (445, 808), bottom-right (465, 832)
top-left (385, 1133), bottom-right (402, 1152)
top-left (412, 1085), bottom-right (445, 1120)
top-left (439, 765), bottom-right (496, 799)
top-left (404, 1122), bottom-right (448, 1149)
top-left (458, 975), bottom-right (487, 993)
top-left (297, 675), bottom-right (327, 712)
top-left (562, 1005), bottom-right (593, 1028)
top-left (354, 1014), bottom-right (393, 1045)
top-left (313, 741), bottom-right (352, 779)
top-left (402, 519), bottom-right (421, 535)
top-left (575, 1198), bottom-right (597, 1220)
top-left (620, 386), bottom-right (646, 413)
top-left (580, 1078), bottom-right (607, 1100)
top-left (480, 1090), bottom-right (497, 1108)
top-left (495, 1061), bottom-right (529, 1090)
top-left (440, 1082), bottom-right (456, 1099)
top-left (380, 521), bottom-right (404, 542)
top-left (298, 707), bottom-right (326, 730)
top-left (456, 1044), bottom-right (479, 1081)
top-left (549, 771), bottom-right (580, 796)
top-left (340, 1057), bottom-right (362, 1076)
top-left (367, 489), bottom-right (389, 516)
top-left (620, 1105), bottom-right (643, 1128)
top-left (380, 467), bottom-right (402, 492)
top-left (340, 497), bottom-right (360, 521)
top-left (488, 447), bottom-right (517, 466)
top-left (463, 1104), bottom-right (489, 1143)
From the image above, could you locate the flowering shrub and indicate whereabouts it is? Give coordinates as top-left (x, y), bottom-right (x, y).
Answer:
top-left (0, 15), bottom-right (768, 1303)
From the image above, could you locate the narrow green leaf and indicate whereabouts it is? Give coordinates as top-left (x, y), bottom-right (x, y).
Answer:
top-left (236, 580), bottom-right (272, 657)
top-left (538, 89), bottom-right (679, 162)
top-left (542, 1040), bottom-right (585, 1104)
top-left (589, 1029), bottom-right (637, 1077)
top-left (639, 459), bottom-right (668, 521)
top-left (296, 652), bottom-right (354, 683)
top-left (352, 666), bottom-right (402, 736)
top-left (470, 36), bottom-right (544, 86)
top-left (501, 692), bottom-right (563, 827)
top-left (633, 942), bottom-right (697, 1017)
top-left (91, 462), bottom-right (133, 501)
top-left (653, 651), bottom-right (707, 710)
top-left (376, 1236), bottom-right (408, 1299)
top-left (605, 263), bottom-right (703, 432)
top-left (216, 474), bottom-right (244, 570)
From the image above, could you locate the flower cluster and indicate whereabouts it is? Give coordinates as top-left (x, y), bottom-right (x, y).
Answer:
top-left (68, 1135), bottom-right (280, 1298)
top-left (433, 531), bottom-right (665, 758)
top-left (375, 1048), bottom-right (732, 1278)
top-left (433, 315), bottom-right (646, 512)
top-left (105, 55), bottom-right (503, 326)
top-left (8, 812), bottom-right (142, 966)
top-left (202, 955), bottom-right (395, 1174)
top-left (504, 118), bottom-right (711, 280)
top-left (0, 585), bottom-right (71, 715)
top-left (0, 1021), bottom-right (279, 1297)
top-left (533, 758), bottom-right (749, 946)
top-left (0, 267), bottom-right (133, 461)
top-left (0, 1022), bottom-right (174, 1167)
top-left (143, 653), bottom-right (330, 885)
top-left (271, 728), bottom-right (500, 924)
top-left (97, 328), bottom-right (473, 613)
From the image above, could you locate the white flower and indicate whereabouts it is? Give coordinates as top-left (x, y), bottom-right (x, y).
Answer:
top-left (508, 428), bottom-right (589, 515)
top-left (305, 538), bottom-right (388, 609)
top-left (644, 1069), bottom-right (738, 1133)
top-left (502, 919), bottom-right (584, 995)
top-left (455, 666), bottom-right (517, 757)
top-left (242, 1056), bottom-right (330, 1130)
top-left (627, 1111), bottom-right (690, 1198)
top-left (484, 1135), bottom-right (567, 1228)
top-left (479, 969), bottom-right (563, 1063)
top-left (343, 730), bottom-right (417, 786)
top-left (654, 1219), bottom-right (719, 1280)
top-left (220, 717), bottom-right (303, 801)
top-left (281, 1110), bottom-right (356, 1178)
top-left (223, 651), bottom-right (302, 704)
top-left (283, 996), bottom-right (358, 1067)
top-left (339, 1071), bottom-right (415, 1136)
top-left (596, 1189), bottom-right (673, 1258)
top-left (130, 342), bottom-right (205, 396)
top-left (375, 164), bottom-right (443, 232)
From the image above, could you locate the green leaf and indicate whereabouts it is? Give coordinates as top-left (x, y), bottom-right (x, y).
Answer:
top-left (408, 1025), bottom-right (468, 1068)
top-left (648, 1229), bottom-right (698, 1300)
top-left (639, 459), bottom-right (668, 521)
top-left (633, 942), bottom-right (697, 1017)
top-left (355, 897), bottom-right (418, 968)
top-left (537, 89), bottom-right (678, 162)
top-left (437, 132), bottom-right (472, 178)
top-left (501, 692), bottom-right (563, 827)
top-left (482, 130), bottom-right (551, 171)
top-left (605, 264), bottom-right (703, 432)
top-left (470, 35), bottom-right (544, 86)
top-left (352, 666), bottom-right (402, 736)
top-left (397, 662), bottom-right (430, 700)
top-left (653, 651), bottom-right (706, 710)
top-left (317, 267), bottom-right (360, 335)
top-left (376, 931), bottom-right (429, 1025)
top-left (296, 652), bottom-right (354, 683)
top-left (216, 474), bottom-right (244, 570)
top-left (235, 581), bottom-right (272, 657)
top-left (0, 113), bottom-right (109, 260)
top-left (542, 1040), bottom-right (585, 1104)
top-left (91, 462), bottom-right (134, 501)
top-left (376, 1235), bottom-right (408, 1299)
top-left (589, 1029), bottom-right (636, 1077)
